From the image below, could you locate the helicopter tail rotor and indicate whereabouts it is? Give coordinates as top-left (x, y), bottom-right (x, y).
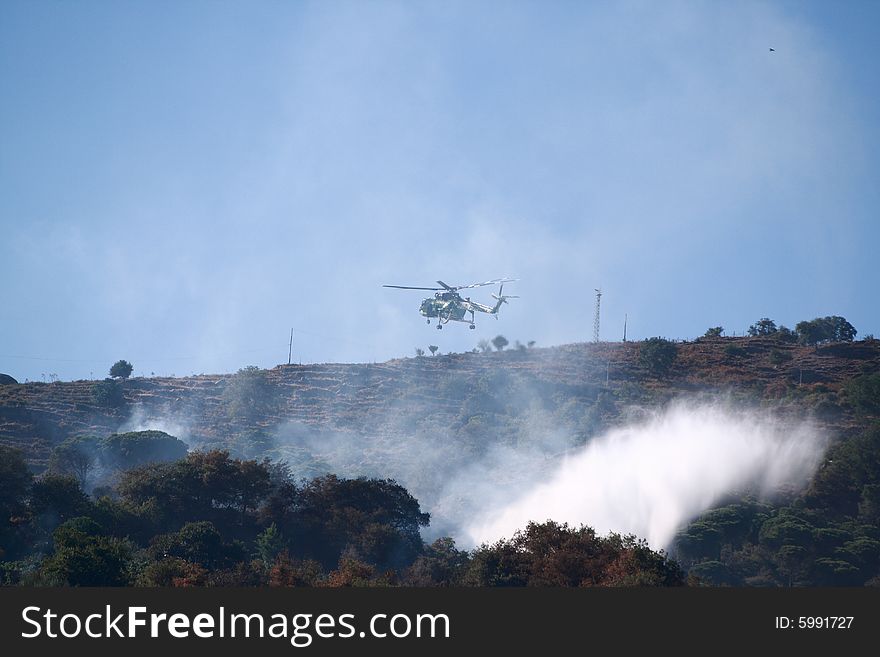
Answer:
top-left (489, 283), bottom-right (520, 314)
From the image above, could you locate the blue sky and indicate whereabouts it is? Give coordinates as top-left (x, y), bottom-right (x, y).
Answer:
top-left (1, 0), bottom-right (878, 382)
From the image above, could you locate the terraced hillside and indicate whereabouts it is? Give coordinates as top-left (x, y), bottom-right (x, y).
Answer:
top-left (2, 337), bottom-right (879, 471)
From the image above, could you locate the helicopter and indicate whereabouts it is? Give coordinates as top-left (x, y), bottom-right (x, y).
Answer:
top-left (383, 278), bottom-right (519, 329)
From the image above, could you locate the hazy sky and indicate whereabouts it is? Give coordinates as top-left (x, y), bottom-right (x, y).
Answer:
top-left (2, 0), bottom-right (878, 381)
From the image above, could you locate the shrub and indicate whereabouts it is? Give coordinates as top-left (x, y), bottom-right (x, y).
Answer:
top-left (639, 338), bottom-right (678, 375)
top-left (91, 379), bottom-right (125, 408)
top-left (769, 350), bottom-right (793, 365)
top-left (223, 366), bottom-right (276, 420)
top-left (844, 373), bottom-right (880, 415)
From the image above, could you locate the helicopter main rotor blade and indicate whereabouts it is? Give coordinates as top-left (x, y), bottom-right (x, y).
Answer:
top-left (454, 277), bottom-right (519, 290)
top-left (383, 285), bottom-right (443, 291)
top-left (385, 277), bottom-right (517, 291)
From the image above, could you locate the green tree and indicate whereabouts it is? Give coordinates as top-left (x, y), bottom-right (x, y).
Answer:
top-left (48, 436), bottom-right (101, 488)
top-left (812, 558), bottom-right (861, 586)
top-left (404, 537), bottom-right (470, 586)
top-left (757, 511), bottom-right (815, 551)
top-left (492, 335), bottom-right (509, 351)
top-left (148, 521), bottom-right (244, 570)
top-left (222, 366), bottom-right (277, 420)
top-left (100, 430), bottom-right (188, 471)
top-left (42, 517), bottom-right (133, 586)
top-left (844, 374), bottom-right (880, 415)
top-left (704, 327), bottom-right (724, 338)
top-left (775, 325), bottom-right (798, 343)
top-left (414, 348), bottom-right (425, 357)
top-left (428, 345), bottom-right (439, 356)
top-left (30, 475), bottom-right (92, 527)
top-left (748, 318), bottom-right (777, 337)
top-left (775, 545), bottom-right (809, 587)
top-left (808, 424), bottom-right (880, 516)
top-left (858, 484), bottom-right (880, 524)
top-left (674, 521), bottom-right (722, 563)
top-left (0, 447), bottom-right (32, 559)
top-left (118, 450), bottom-right (272, 533)
top-left (639, 337), bottom-right (678, 375)
top-left (283, 474), bottom-right (429, 571)
top-left (109, 360), bottom-right (133, 379)
top-left (796, 316), bottom-right (857, 346)
top-left (254, 522), bottom-right (286, 564)
top-left (91, 379), bottom-right (125, 408)
top-left (827, 316), bottom-right (856, 341)
top-left (687, 560), bottom-right (739, 586)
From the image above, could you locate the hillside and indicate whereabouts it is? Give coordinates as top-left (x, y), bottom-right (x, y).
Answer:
top-left (2, 337), bottom-right (879, 470)
top-left (3, 335), bottom-right (880, 587)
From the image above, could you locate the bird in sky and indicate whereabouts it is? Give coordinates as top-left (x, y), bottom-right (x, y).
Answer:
top-left (769, 47), bottom-right (775, 52)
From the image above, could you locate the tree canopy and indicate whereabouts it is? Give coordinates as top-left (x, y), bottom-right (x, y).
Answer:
top-left (748, 318), bottom-right (778, 337)
top-left (796, 316), bottom-right (857, 345)
top-left (639, 337), bottom-right (678, 375)
top-left (492, 335), bottom-right (509, 351)
top-left (109, 360), bottom-right (134, 379)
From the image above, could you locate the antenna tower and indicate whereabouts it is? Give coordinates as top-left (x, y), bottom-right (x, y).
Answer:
top-left (593, 289), bottom-right (602, 343)
top-left (288, 328), bottom-right (294, 365)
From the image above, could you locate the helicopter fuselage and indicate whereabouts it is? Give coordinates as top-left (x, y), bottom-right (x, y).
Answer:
top-left (419, 295), bottom-right (468, 322)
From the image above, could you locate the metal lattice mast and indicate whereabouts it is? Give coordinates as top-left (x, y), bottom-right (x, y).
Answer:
top-left (593, 289), bottom-right (602, 342)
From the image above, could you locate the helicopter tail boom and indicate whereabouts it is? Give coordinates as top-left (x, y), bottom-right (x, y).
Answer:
top-left (487, 282), bottom-right (520, 315)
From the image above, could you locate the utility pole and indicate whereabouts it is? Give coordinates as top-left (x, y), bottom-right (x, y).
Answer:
top-left (593, 289), bottom-right (602, 343)
top-left (288, 328), bottom-right (294, 365)
top-left (623, 313), bottom-right (627, 343)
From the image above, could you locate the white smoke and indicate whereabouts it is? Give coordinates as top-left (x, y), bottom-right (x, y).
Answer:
top-left (465, 402), bottom-right (827, 549)
top-left (116, 404), bottom-right (193, 446)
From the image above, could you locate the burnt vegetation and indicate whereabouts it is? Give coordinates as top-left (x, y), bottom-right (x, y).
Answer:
top-left (1, 315), bottom-right (879, 586)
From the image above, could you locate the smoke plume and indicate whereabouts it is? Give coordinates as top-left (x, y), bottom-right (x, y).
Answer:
top-left (465, 402), bottom-right (827, 549)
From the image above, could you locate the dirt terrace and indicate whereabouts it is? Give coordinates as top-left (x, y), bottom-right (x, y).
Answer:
top-left (1, 338), bottom-right (877, 468)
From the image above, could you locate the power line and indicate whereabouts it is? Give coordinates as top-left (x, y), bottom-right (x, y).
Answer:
top-left (0, 346), bottom-right (279, 364)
